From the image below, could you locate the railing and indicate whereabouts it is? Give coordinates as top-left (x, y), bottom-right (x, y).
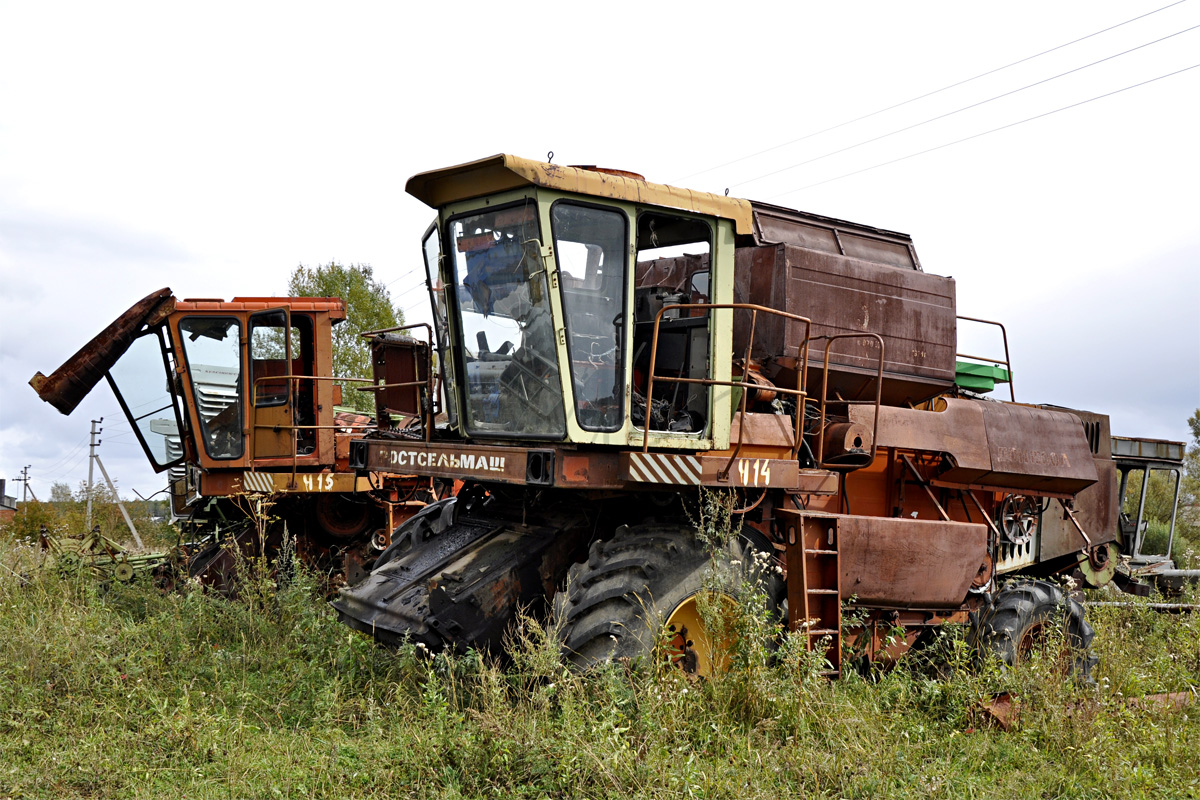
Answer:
top-left (642, 303), bottom-right (811, 478)
top-left (956, 315), bottom-right (1015, 402)
top-left (243, 324), bottom-right (438, 487)
top-left (357, 323), bottom-right (439, 443)
top-left (812, 333), bottom-right (884, 470)
top-left (251, 373), bottom-right (376, 487)
top-left (641, 304), bottom-right (887, 475)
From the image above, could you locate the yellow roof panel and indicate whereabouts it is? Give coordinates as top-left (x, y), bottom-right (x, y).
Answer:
top-left (405, 154), bottom-right (755, 235)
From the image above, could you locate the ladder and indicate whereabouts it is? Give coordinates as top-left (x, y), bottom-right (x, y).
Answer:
top-left (778, 508), bottom-right (841, 676)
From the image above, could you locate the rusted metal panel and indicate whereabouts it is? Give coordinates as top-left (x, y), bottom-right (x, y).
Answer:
top-left (729, 412), bottom-right (799, 451)
top-left (850, 400), bottom-right (992, 472)
top-left (1040, 412), bottom-right (1119, 559)
top-left (836, 514), bottom-right (988, 608)
top-left (405, 154), bottom-right (757, 234)
top-left (733, 244), bottom-right (956, 406)
top-left (175, 297), bottom-right (347, 319)
top-left (1039, 459), bottom-right (1119, 560)
top-left (201, 470), bottom-right (373, 496)
top-left (30, 288), bottom-right (175, 415)
top-left (361, 440), bottom-right (528, 483)
top-left (969, 403), bottom-right (1099, 494)
top-left (750, 202), bottom-right (920, 270)
top-left (623, 452), bottom-right (802, 489)
top-left (851, 399), bottom-right (1099, 496)
top-left (370, 333), bottom-right (429, 419)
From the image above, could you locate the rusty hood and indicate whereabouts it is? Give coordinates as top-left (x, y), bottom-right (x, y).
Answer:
top-left (29, 288), bottom-right (176, 415)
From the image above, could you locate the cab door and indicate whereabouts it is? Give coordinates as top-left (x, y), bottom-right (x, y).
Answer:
top-left (249, 308), bottom-right (296, 460)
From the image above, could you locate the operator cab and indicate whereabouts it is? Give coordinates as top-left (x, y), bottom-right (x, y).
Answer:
top-left (30, 291), bottom-right (347, 512)
top-left (412, 155), bottom-right (747, 451)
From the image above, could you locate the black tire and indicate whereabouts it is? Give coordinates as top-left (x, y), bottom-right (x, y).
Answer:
top-left (971, 579), bottom-right (1097, 681)
top-left (554, 523), bottom-right (784, 672)
top-left (372, 497), bottom-right (457, 570)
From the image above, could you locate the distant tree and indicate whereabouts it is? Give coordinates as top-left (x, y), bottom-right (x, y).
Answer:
top-left (0, 501), bottom-right (62, 541)
top-left (49, 482), bottom-right (73, 503)
top-left (1182, 409), bottom-right (1200, 531)
top-left (287, 262), bottom-right (404, 412)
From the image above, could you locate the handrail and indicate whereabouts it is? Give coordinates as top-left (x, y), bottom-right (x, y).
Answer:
top-left (812, 333), bottom-right (884, 471)
top-left (956, 315), bottom-right (1015, 402)
top-left (641, 303), bottom-right (812, 472)
top-left (249, 372), bottom-right (378, 487)
top-left (361, 322), bottom-right (438, 441)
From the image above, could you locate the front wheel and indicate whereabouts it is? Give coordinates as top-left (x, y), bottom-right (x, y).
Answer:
top-left (554, 523), bottom-right (784, 675)
top-left (970, 579), bottom-right (1097, 681)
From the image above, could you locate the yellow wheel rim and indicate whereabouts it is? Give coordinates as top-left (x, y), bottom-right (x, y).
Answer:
top-left (663, 592), bottom-right (735, 677)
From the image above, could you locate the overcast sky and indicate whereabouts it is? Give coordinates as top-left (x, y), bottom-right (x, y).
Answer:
top-left (1, 1), bottom-right (1197, 502)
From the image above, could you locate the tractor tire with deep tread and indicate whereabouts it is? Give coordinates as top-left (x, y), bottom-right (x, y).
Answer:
top-left (554, 523), bottom-right (784, 672)
top-left (971, 579), bottom-right (1097, 681)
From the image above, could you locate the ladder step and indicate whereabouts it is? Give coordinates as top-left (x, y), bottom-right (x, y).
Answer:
top-left (805, 628), bottom-right (839, 636)
top-left (806, 589), bottom-right (839, 595)
top-left (804, 548), bottom-right (838, 555)
top-left (819, 669), bottom-right (841, 678)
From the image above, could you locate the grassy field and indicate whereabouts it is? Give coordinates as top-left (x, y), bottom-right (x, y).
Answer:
top-left (2, 537), bottom-right (1199, 800)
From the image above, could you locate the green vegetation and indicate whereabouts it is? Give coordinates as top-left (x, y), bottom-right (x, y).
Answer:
top-left (286, 262), bottom-right (405, 413)
top-left (1, 481), bottom-right (176, 549)
top-left (2, 538), bottom-right (1198, 800)
top-left (1123, 409), bottom-right (1200, 559)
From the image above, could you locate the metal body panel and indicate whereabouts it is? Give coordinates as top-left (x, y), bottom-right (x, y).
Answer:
top-left (733, 244), bottom-right (956, 406)
top-left (750, 202), bottom-right (921, 270)
top-left (1039, 411), bottom-right (1118, 559)
top-left (851, 399), bottom-right (1099, 495)
top-left (1040, 459), bottom-right (1119, 560)
top-left (201, 470), bottom-right (374, 495)
top-left (967, 402), bottom-right (1098, 494)
top-left (406, 154), bottom-right (756, 235)
top-left (835, 514), bottom-right (987, 608)
top-left (355, 437), bottom-right (837, 491)
top-left (30, 288), bottom-right (175, 415)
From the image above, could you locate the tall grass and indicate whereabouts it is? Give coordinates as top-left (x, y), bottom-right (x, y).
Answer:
top-left (2, 535), bottom-right (1198, 799)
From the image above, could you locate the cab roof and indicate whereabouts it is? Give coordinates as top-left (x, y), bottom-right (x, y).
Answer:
top-left (405, 154), bottom-right (756, 235)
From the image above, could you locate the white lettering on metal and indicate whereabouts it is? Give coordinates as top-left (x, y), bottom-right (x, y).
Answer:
top-left (736, 459), bottom-right (772, 487)
top-left (386, 448), bottom-right (506, 473)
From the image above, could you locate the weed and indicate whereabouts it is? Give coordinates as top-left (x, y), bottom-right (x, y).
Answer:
top-left (3, 531), bottom-right (1200, 798)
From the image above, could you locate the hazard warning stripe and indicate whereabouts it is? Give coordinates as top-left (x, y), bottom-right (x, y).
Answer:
top-left (627, 453), bottom-right (702, 485)
top-left (242, 472), bottom-right (275, 493)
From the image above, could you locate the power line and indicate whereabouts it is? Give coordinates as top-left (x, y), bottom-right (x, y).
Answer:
top-left (391, 277), bottom-right (430, 302)
top-left (38, 437), bottom-right (89, 473)
top-left (385, 266), bottom-right (424, 288)
top-left (734, 22), bottom-right (1200, 189)
top-left (672, 0), bottom-right (1191, 184)
top-left (769, 62), bottom-right (1200, 200)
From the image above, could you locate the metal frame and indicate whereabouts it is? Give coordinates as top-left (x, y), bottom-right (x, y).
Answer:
top-left (956, 315), bottom-right (1015, 402)
top-left (642, 303), bottom-right (812, 473)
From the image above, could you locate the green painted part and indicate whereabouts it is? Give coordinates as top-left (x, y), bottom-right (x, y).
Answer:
top-left (955, 361), bottom-right (1010, 393)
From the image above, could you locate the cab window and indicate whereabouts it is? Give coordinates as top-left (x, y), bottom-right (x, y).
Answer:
top-left (633, 212), bottom-right (712, 433)
top-left (551, 202), bottom-right (629, 432)
top-left (178, 317), bottom-right (244, 459)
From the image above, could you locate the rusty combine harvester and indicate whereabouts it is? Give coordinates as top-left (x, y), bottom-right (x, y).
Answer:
top-left (30, 292), bottom-right (439, 588)
top-left (329, 154), bottom-right (1187, 676)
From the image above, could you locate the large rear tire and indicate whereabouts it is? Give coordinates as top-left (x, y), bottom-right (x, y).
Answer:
top-left (554, 523), bottom-right (783, 674)
top-left (971, 579), bottom-right (1097, 681)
